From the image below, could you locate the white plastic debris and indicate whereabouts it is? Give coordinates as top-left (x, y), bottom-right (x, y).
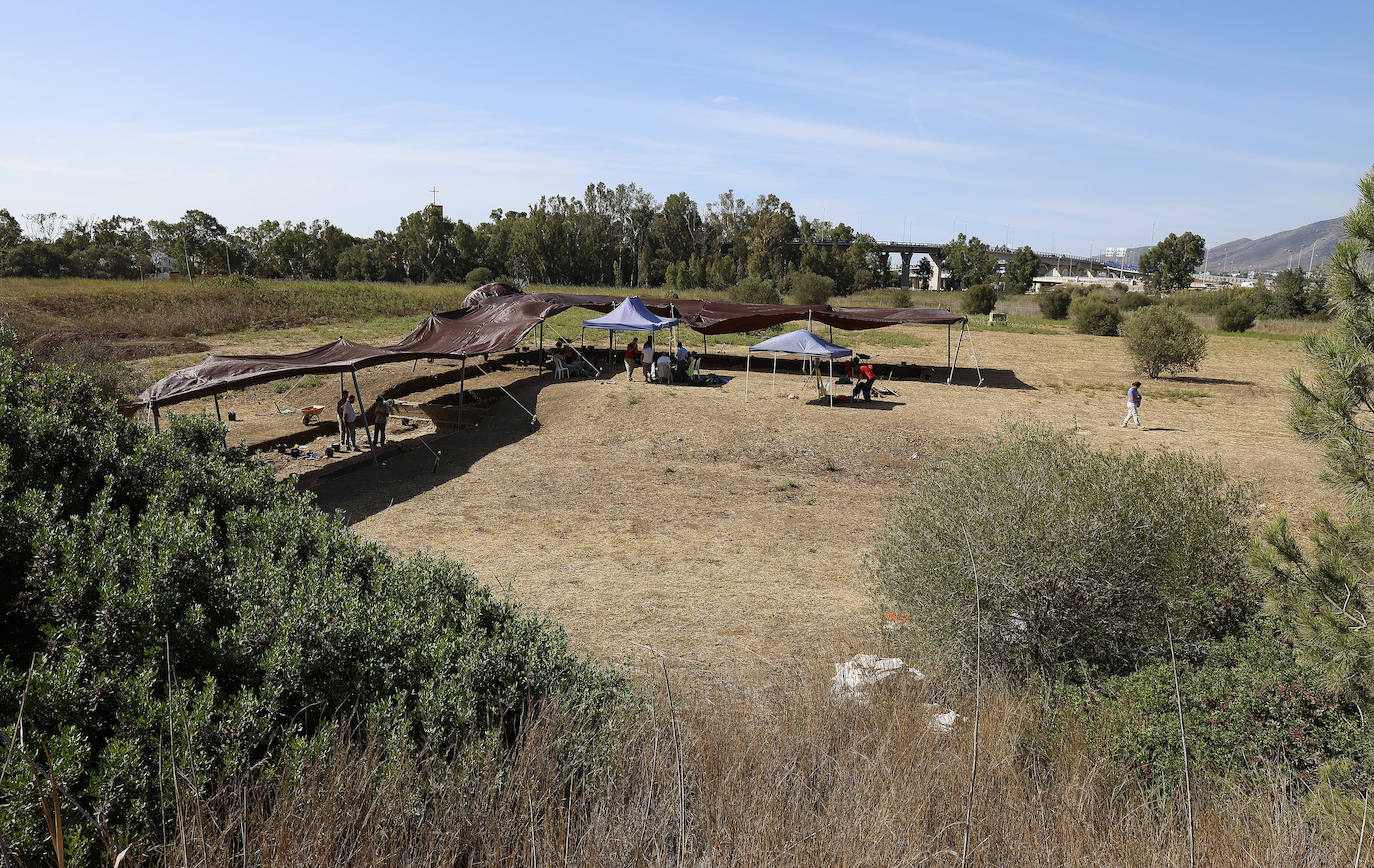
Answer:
top-left (830, 654), bottom-right (925, 703)
top-left (925, 705), bottom-right (962, 733)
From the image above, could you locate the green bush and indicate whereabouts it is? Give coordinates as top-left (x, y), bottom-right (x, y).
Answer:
top-left (465, 266), bottom-right (495, 286)
top-left (879, 287), bottom-right (912, 308)
top-left (1070, 296), bottom-right (1121, 336)
top-left (50, 340), bottom-right (142, 401)
top-left (727, 276), bottom-right (782, 304)
top-left (1075, 626), bottom-right (1369, 789)
top-left (1037, 289), bottom-right (1071, 320)
top-left (961, 283), bottom-right (998, 315)
top-left (0, 351), bottom-right (631, 864)
top-left (788, 271), bottom-right (835, 305)
top-left (1115, 291), bottom-right (1156, 312)
top-left (1216, 301), bottom-right (1257, 333)
top-left (1121, 304), bottom-right (1208, 377)
top-left (868, 424), bottom-right (1256, 684)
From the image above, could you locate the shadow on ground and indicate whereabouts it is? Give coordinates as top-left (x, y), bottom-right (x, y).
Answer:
top-left (311, 368), bottom-right (561, 525)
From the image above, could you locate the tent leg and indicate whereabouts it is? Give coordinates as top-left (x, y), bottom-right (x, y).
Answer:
top-left (340, 372), bottom-right (345, 399)
top-left (351, 369), bottom-right (379, 466)
top-left (213, 393), bottom-right (222, 423)
top-left (745, 355), bottom-right (750, 401)
top-left (772, 355), bottom-right (776, 395)
top-left (947, 323), bottom-right (952, 369)
top-left (829, 358), bottom-right (834, 408)
top-left (412, 358), bottom-right (419, 373)
top-left (539, 322), bottom-right (544, 376)
top-left (457, 356), bottom-right (467, 430)
top-left (947, 323), bottom-right (966, 386)
top-left (152, 405), bottom-right (161, 433)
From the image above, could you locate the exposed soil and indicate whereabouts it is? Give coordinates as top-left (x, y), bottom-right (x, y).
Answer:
top-left (136, 322), bottom-right (1324, 689)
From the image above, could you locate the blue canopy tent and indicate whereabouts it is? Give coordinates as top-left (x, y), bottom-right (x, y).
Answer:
top-left (746, 328), bottom-right (852, 407)
top-left (582, 295), bottom-right (681, 372)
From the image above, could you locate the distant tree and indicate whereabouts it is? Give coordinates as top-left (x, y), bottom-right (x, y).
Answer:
top-left (1070, 296), bottom-right (1121, 336)
top-left (1038, 289), bottom-right (1071, 319)
top-left (1138, 231), bottom-right (1205, 293)
top-left (940, 233), bottom-right (995, 290)
top-left (961, 283), bottom-right (998, 315)
top-left (1216, 301), bottom-right (1257, 333)
top-left (1273, 268), bottom-right (1315, 317)
top-left (789, 271), bottom-right (834, 305)
top-left (727, 276), bottom-right (781, 304)
top-left (1121, 305), bottom-right (1207, 377)
top-left (148, 209), bottom-right (228, 276)
top-left (0, 209), bottom-right (23, 253)
top-left (913, 257), bottom-right (933, 289)
top-left (396, 205), bottom-right (457, 283)
top-left (1005, 245), bottom-right (1041, 293)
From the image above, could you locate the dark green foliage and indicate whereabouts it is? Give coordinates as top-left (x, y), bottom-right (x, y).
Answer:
top-left (1004, 246), bottom-right (1041, 293)
top-left (1115, 291), bottom-right (1155, 312)
top-left (465, 266), bottom-right (495, 287)
top-left (787, 271), bottom-right (834, 305)
top-left (1037, 289), bottom-right (1071, 319)
top-left (1069, 296), bottom-right (1120, 336)
top-left (0, 351), bottom-right (630, 863)
top-left (1075, 626), bottom-right (1369, 788)
top-left (49, 340), bottom-right (142, 401)
top-left (1216, 301), bottom-right (1257, 332)
top-left (939, 234), bottom-right (995, 290)
top-left (1138, 231), bottom-right (1206, 293)
top-left (869, 425), bottom-right (1256, 684)
top-left (1120, 305), bottom-right (1208, 377)
top-left (727, 276), bottom-right (781, 304)
top-left (961, 283), bottom-right (998, 315)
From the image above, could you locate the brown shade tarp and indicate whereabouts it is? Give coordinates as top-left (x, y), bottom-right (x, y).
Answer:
top-left (131, 285), bottom-right (967, 408)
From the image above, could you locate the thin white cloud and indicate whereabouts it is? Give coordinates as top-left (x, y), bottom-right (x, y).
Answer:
top-left (711, 95), bottom-right (739, 104)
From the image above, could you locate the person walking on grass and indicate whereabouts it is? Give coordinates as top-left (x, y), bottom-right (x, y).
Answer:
top-left (1122, 381), bottom-right (1142, 428)
top-left (624, 337), bottom-right (639, 381)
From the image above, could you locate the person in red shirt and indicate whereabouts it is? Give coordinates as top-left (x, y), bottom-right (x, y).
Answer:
top-left (852, 359), bottom-right (876, 402)
top-left (624, 337), bottom-right (639, 381)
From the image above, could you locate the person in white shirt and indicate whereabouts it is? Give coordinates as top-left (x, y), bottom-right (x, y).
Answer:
top-left (655, 353), bottom-right (672, 383)
top-left (341, 394), bottom-right (359, 449)
top-left (641, 341), bottom-right (655, 380)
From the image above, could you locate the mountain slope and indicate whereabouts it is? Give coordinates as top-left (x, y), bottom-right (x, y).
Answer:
top-left (1124, 217), bottom-right (1344, 274)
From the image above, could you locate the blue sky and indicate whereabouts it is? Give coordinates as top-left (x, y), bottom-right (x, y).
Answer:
top-left (2, 0), bottom-right (1371, 255)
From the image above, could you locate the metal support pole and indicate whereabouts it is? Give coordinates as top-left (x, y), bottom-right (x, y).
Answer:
top-left (473, 364), bottom-right (538, 424)
top-left (829, 358), bottom-right (834, 408)
top-left (339, 372), bottom-right (345, 398)
top-left (538, 322), bottom-right (545, 376)
top-left (457, 356), bottom-right (467, 430)
top-left (152, 404), bottom-right (161, 433)
top-left (350, 369), bottom-right (379, 465)
top-left (771, 355), bottom-right (777, 394)
top-left (744, 354), bottom-right (751, 400)
top-left (213, 393), bottom-right (222, 423)
top-left (947, 323), bottom-right (952, 368)
top-left (947, 322), bottom-right (967, 386)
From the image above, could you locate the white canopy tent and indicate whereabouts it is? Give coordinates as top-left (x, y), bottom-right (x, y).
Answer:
top-left (745, 329), bottom-right (853, 407)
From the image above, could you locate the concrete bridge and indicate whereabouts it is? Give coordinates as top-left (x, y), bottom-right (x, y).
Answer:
top-left (796, 239), bottom-right (1140, 289)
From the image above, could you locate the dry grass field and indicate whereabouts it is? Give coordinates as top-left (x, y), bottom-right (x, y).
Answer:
top-left (134, 309), bottom-right (1325, 690)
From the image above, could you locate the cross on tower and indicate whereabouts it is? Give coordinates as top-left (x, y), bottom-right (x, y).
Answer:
top-left (430, 187), bottom-right (439, 205)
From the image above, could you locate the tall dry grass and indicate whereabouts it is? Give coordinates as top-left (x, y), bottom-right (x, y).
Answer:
top-left (166, 672), bottom-right (1337, 867)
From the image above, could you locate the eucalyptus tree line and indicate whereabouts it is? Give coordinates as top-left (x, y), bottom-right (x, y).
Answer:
top-left (0, 183), bottom-right (888, 293)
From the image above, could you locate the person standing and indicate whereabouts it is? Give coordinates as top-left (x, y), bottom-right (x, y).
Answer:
top-left (1122, 381), bottom-right (1142, 428)
top-left (624, 337), bottom-right (639, 381)
top-left (641, 340), bottom-right (655, 381)
top-left (342, 394), bottom-right (359, 450)
top-left (370, 396), bottom-right (390, 446)
top-left (336, 392), bottom-right (349, 448)
top-left (852, 359), bottom-right (876, 402)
